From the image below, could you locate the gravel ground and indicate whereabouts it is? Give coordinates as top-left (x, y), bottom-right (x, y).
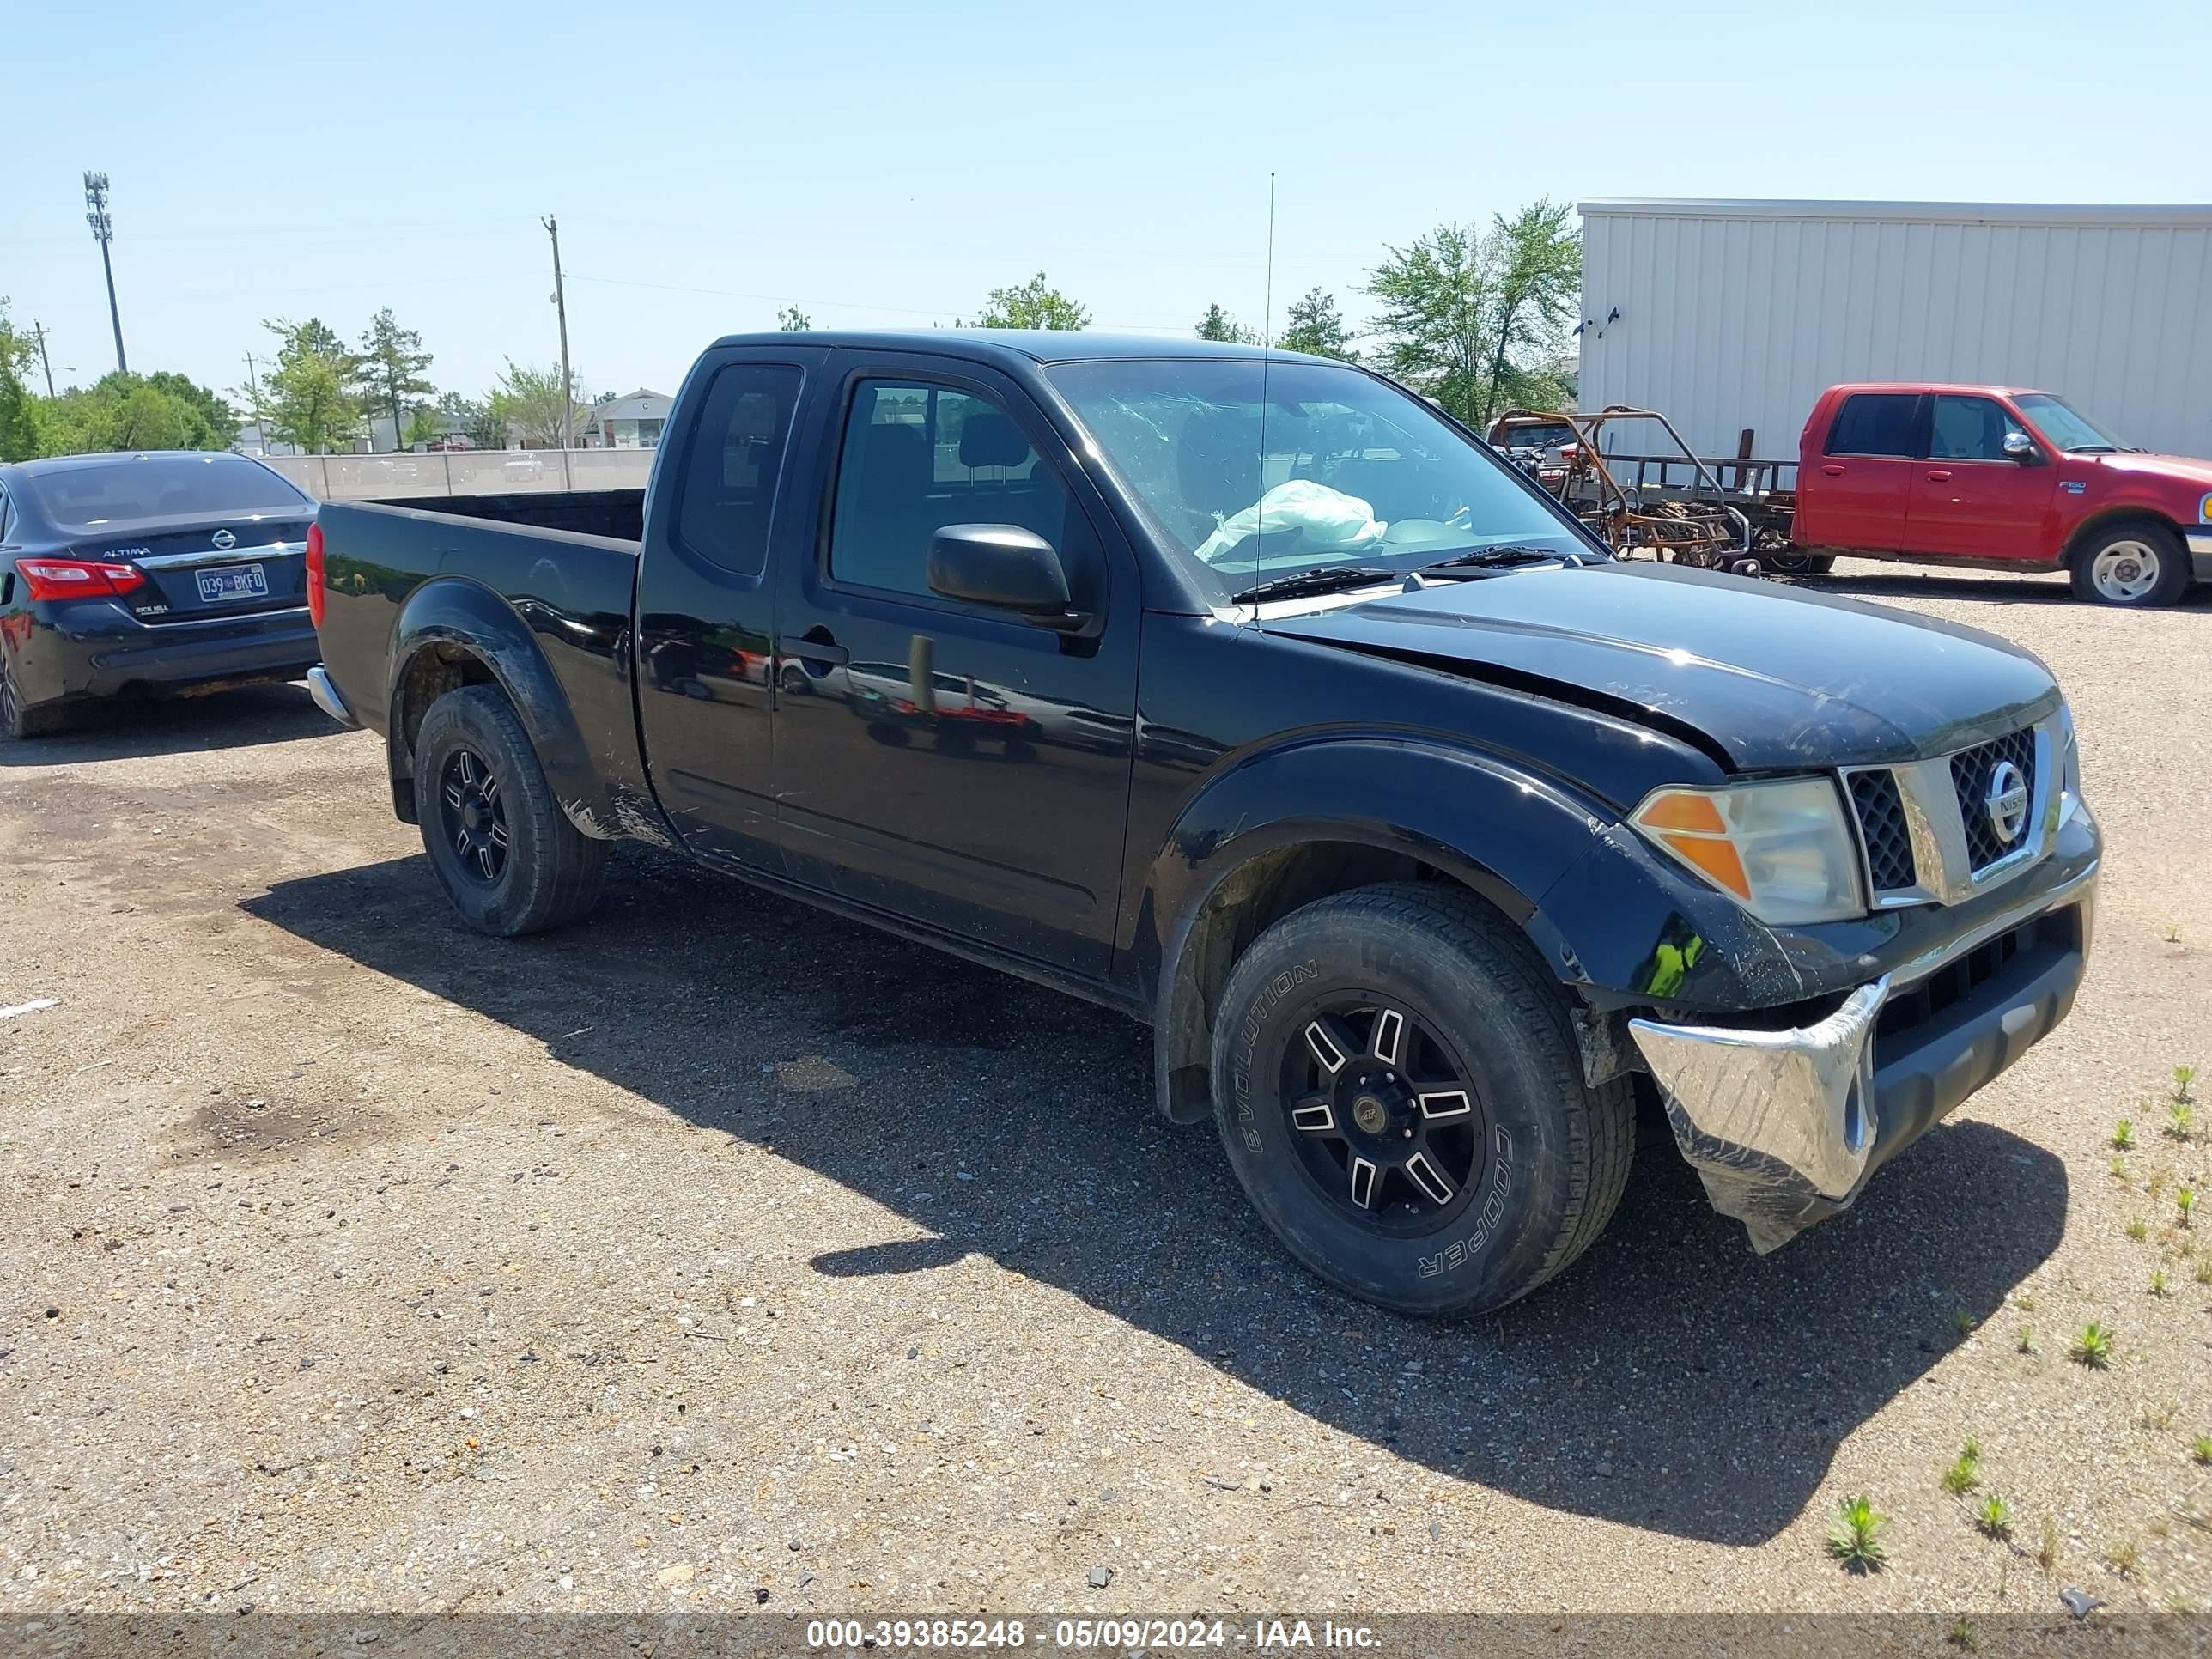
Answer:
top-left (1, 562), bottom-right (2208, 1621)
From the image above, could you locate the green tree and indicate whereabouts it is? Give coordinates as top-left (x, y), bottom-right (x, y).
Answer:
top-left (142, 371), bottom-right (239, 446)
top-left (0, 300), bottom-right (39, 461)
top-left (27, 372), bottom-right (233, 456)
top-left (0, 370), bottom-right (35, 463)
top-left (775, 305), bottom-right (812, 331)
top-left (486, 360), bottom-right (585, 447)
top-left (1365, 200), bottom-right (1579, 423)
top-left (1194, 303), bottom-right (1257, 344)
top-left (357, 307), bottom-right (436, 452)
top-left (255, 317), bottom-right (362, 453)
top-left (975, 272), bottom-right (1089, 331)
top-left (1277, 288), bottom-right (1359, 362)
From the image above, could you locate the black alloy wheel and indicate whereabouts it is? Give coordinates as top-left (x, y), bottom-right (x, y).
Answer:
top-left (437, 746), bottom-right (510, 884)
top-left (1279, 994), bottom-right (1489, 1237)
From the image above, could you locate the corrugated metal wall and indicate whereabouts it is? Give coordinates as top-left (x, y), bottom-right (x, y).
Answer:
top-left (1577, 201), bottom-right (2212, 463)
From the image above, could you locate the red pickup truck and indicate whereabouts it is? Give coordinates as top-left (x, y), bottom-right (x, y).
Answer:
top-left (1794, 383), bottom-right (2212, 606)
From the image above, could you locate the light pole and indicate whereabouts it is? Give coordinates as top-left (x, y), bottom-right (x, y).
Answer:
top-left (83, 171), bottom-right (126, 374)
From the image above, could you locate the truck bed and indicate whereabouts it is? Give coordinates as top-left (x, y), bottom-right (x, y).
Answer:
top-left (372, 487), bottom-right (646, 543)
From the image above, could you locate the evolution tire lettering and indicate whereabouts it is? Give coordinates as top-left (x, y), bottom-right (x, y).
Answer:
top-left (1231, 957), bottom-right (1321, 1152)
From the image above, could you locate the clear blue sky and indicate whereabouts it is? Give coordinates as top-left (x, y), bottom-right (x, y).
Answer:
top-left (8, 0), bottom-right (2207, 405)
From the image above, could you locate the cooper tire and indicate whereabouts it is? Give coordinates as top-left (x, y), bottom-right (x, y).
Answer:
top-left (2069, 520), bottom-right (2188, 607)
top-left (1210, 882), bottom-right (1632, 1317)
top-left (412, 685), bottom-right (610, 936)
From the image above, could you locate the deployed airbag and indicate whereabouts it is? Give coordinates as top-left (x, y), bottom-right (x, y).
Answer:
top-left (1195, 480), bottom-right (1386, 565)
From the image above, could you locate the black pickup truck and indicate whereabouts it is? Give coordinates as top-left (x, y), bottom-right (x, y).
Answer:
top-left (307, 331), bottom-right (2100, 1316)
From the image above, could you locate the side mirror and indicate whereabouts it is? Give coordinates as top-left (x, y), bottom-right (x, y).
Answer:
top-left (927, 523), bottom-right (1086, 629)
top-left (2002, 430), bottom-right (2039, 463)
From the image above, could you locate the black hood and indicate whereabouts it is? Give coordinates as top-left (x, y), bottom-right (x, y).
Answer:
top-left (1260, 561), bottom-right (2059, 770)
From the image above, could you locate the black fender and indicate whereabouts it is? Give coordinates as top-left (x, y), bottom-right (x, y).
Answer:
top-left (1139, 735), bottom-right (1621, 1121)
top-left (385, 576), bottom-right (617, 840)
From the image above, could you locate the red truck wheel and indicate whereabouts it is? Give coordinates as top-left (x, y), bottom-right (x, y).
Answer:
top-left (2070, 520), bottom-right (2188, 607)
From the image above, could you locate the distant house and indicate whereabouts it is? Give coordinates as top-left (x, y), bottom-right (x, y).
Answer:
top-left (579, 388), bottom-right (673, 449)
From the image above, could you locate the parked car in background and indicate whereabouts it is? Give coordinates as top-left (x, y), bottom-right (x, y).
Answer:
top-left (1794, 383), bottom-right (2212, 605)
top-left (0, 451), bottom-right (320, 738)
top-left (304, 331), bottom-right (2099, 1316)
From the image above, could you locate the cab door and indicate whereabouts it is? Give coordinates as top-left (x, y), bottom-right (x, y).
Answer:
top-left (768, 352), bottom-right (1139, 978)
top-left (635, 344), bottom-right (830, 869)
top-left (1905, 393), bottom-right (2058, 561)
top-left (1803, 391), bottom-right (1923, 550)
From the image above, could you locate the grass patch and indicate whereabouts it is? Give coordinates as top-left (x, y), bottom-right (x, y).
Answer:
top-left (2112, 1117), bottom-right (2135, 1150)
top-left (1827, 1494), bottom-right (1888, 1572)
top-left (1941, 1437), bottom-right (1984, 1495)
top-left (2191, 1433), bottom-right (2212, 1467)
top-left (2069, 1323), bottom-right (2113, 1369)
top-left (1976, 1494), bottom-right (2014, 1541)
top-left (2125, 1216), bottom-right (2149, 1242)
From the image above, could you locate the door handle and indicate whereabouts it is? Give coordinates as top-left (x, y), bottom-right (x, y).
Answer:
top-left (1820, 464), bottom-right (1845, 476)
top-left (1925, 469), bottom-right (1953, 482)
top-left (779, 637), bottom-right (848, 666)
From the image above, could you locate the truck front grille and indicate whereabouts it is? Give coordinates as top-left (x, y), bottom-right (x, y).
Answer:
top-left (1846, 769), bottom-right (1917, 894)
top-left (1840, 715), bottom-right (2055, 907)
top-left (1950, 727), bottom-right (2039, 872)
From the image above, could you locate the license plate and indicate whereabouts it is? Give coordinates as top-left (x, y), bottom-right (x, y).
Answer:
top-left (196, 563), bottom-right (269, 603)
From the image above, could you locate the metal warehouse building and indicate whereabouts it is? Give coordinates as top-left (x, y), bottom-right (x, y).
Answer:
top-left (1576, 198), bottom-right (2212, 463)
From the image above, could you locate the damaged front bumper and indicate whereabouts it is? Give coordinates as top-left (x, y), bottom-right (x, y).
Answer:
top-left (1629, 861), bottom-right (2097, 1253)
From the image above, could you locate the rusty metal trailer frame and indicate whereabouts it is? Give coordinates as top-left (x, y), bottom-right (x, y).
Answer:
top-left (1490, 405), bottom-right (1754, 566)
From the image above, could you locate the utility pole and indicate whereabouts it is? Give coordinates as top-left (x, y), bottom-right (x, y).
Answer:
top-left (543, 214), bottom-right (574, 486)
top-left (83, 171), bottom-right (126, 374)
top-left (32, 322), bottom-right (57, 398)
top-left (243, 352), bottom-right (266, 448)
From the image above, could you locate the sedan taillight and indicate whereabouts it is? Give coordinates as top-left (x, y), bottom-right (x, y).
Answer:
top-left (16, 556), bottom-right (147, 601)
top-left (305, 523), bottom-right (326, 629)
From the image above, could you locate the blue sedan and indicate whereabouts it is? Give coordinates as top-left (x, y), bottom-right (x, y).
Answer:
top-left (0, 451), bottom-right (321, 739)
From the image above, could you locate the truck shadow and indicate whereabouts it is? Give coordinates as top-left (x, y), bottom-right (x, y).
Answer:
top-left (0, 682), bottom-right (339, 768)
top-left (241, 848), bottom-right (2069, 1547)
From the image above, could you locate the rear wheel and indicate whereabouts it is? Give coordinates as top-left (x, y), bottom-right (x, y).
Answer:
top-left (0, 661), bottom-right (66, 740)
top-left (412, 686), bottom-right (610, 935)
top-left (1209, 883), bottom-right (1633, 1316)
top-left (2070, 520), bottom-right (2188, 607)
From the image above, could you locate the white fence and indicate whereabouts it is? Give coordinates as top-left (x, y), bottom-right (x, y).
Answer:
top-left (263, 447), bottom-right (657, 502)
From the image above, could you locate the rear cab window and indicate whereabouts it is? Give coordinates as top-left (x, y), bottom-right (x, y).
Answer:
top-left (1825, 393), bottom-right (1922, 458)
top-left (672, 363), bottom-right (806, 576)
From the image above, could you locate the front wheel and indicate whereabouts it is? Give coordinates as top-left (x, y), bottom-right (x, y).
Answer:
top-left (2069, 520), bottom-right (2189, 607)
top-left (412, 686), bottom-right (611, 935)
top-left (1209, 883), bottom-right (1633, 1316)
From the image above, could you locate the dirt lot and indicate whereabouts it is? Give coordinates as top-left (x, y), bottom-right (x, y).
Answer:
top-left (2, 563), bottom-right (2208, 1621)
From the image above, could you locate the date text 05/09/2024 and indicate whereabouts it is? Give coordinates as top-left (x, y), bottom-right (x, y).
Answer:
top-left (804, 1618), bottom-right (1382, 1650)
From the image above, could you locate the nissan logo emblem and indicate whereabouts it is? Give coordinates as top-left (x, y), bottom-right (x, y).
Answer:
top-left (1984, 759), bottom-right (2029, 845)
top-left (210, 528), bottom-right (236, 551)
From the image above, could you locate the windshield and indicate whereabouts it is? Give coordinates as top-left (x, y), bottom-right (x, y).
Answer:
top-left (1047, 358), bottom-right (1589, 604)
top-left (2014, 392), bottom-right (2133, 453)
top-left (1498, 422), bottom-right (1577, 451)
top-left (26, 454), bottom-right (311, 530)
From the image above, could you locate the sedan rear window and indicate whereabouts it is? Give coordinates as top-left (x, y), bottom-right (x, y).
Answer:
top-left (24, 454), bottom-right (311, 530)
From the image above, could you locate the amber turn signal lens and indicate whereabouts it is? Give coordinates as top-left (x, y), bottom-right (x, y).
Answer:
top-left (1635, 791), bottom-right (1727, 835)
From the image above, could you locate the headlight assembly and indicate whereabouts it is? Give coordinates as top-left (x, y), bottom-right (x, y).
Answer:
top-left (1632, 778), bottom-right (1867, 926)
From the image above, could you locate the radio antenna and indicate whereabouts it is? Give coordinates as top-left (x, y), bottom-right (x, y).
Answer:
top-left (1249, 171), bottom-right (1278, 605)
